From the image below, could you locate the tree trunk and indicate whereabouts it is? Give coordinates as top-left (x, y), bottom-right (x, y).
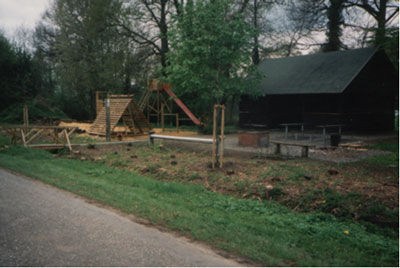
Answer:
top-left (251, 0), bottom-right (260, 65)
top-left (374, 0), bottom-right (387, 47)
top-left (160, 0), bottom-right (169, 71)
top-left (323, 0), bottom-right (344, 52)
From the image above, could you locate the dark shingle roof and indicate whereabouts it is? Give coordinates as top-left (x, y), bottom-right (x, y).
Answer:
top-left (257, 47), bottom-right (377, 95)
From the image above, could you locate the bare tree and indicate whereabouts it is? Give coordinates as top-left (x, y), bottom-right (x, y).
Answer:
top-left (243, 0), bottom-right (274, 64)
top-left (113, 0), bottom-right (180, 70)
top-left (344, 0), bottom-right (399, 46)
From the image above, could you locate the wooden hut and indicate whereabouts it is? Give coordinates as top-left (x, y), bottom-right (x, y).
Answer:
top-left (240, 48), bottom-right (398, 131)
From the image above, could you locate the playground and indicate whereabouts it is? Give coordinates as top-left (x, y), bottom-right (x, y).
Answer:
top-left (0, 79), bottom-right (398, 230)
top-left (0, 80), bottom-right (398, 266)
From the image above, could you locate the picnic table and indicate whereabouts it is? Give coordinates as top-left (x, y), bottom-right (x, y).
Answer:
top-left (316, 124), bottom-right (345, 136)
top-left (279, 123), bottom-right (308, 139)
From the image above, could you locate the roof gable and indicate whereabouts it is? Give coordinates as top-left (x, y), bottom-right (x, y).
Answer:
top-left (257, 47), bottom-right (378, 95)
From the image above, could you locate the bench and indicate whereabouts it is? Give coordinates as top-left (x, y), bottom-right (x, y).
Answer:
top-left (269, 140), bottom-right (315, 158)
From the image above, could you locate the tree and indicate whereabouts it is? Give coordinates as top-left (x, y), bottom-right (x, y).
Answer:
top-left (113, 0), bottom-right (178, 71)
top-left (286, 0), bottom-right (346, 53)
top-left (267, 0), bottom-right (326, 56)
top-left (0, 32), bottom-right (42, 111)
top-left (35, 0), bottom-right (146, 119)
top-left (165, 0), bottom-right (261, 121)
top-left (282, 0), bottom-right (398, 54)
top-left (242, 0), bottom-right (274, 64)
top-left (345, 0), bottom-right (399, 47)
top-left (323, 0), bottom-right (346, 51)
top-left (114, 0), bottom-right (254, 71)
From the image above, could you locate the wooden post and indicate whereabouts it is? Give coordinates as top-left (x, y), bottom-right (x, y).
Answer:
top-left (23, 104), bottom-right (28, 133)
top-left (10, 128), bottom-right (18, 145)
top-left (149, 130), bottom-right (155, 145)
top-left (219, 105), bottom-right (225, 168)
top-left (147, 88), bottom-right (150, 122)
top-left (161, 103), bottom-right (165, 132)
top-left (212, 105), bottom-right (217, 169)
top-left (96, 91), bottom-right (100, 116)
top-left (176, 113), bottom-right (179, 133)
top-left (105, 98), bottom-right (111, 142)
top-left (53, 129), bottom-right (59, 144)
top-left (157, 89), bottom-right (160, 125)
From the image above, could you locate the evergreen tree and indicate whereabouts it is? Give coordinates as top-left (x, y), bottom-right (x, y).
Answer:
top-left (0, 33), bottom-right (42, 111)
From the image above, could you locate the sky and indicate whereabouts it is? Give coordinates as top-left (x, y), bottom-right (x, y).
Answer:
top-left (0, 0), bottom-right (50, 38)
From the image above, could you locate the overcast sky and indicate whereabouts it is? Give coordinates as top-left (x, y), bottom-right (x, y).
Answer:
top-left (0, 0), bottom-right (50, 37)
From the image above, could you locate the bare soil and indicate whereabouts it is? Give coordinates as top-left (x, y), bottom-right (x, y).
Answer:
top-left (61, 131), bottom-right (399, 228)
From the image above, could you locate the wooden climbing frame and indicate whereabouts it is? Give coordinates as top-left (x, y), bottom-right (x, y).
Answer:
top-left (0, 125), bottom-right (77, 151)
top-left (139, 79), bottom-right (202, 126)
top-left (161, 103), bottom-right (179, 133)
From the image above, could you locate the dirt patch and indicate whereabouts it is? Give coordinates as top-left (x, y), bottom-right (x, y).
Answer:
top-left (309, 147), bottom-right (392, 163)
top-left (60, 136), bottom-right (399, 229)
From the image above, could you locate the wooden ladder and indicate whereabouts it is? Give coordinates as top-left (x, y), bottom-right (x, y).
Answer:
top-left (138, 89), bottom-right (151, 112)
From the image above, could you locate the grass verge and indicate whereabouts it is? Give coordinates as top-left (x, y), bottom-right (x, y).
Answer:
top-left (364, 141), bottom-right (399, 167)
top-left (0, 146), bottom-right (398, 266)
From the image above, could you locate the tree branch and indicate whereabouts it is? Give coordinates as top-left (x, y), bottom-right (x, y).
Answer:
top-left (385, 7), bottom-right (399, 23)
top-left (140, 0), bottom-right (162, 29)
top-left (112, 19), bottom-right (161, 53)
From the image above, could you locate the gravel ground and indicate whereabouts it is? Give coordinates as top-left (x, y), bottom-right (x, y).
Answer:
top-left (309, 147), bottom-right (392, 163)
top-left (222, 131), bottom-right (397, 163)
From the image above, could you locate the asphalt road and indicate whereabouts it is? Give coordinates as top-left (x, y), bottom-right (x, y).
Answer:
top-left (0, 169), bottom-right (240, 266)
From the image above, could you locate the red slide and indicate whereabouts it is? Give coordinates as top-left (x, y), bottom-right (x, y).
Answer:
top-left (162, 84), bottom-right (202, 126)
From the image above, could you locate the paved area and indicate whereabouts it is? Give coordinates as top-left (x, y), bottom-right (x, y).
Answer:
top-left (0, 169), bottom-right (241, 267)
top-left (223, 131), bottom-right (397, 161)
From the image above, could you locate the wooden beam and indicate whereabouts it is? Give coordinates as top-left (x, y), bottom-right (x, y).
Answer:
top-left (26, 129), bottom-right (36, 139)
top-left (67, 127), bottom-right (77, 136)
top-left (176, 113), bottom-right (179, 133)
top-left (64, 129), bottom-right (72, 151)
top-left (160, 93), bottom-right (172, 113)
top-left (23, 104), bottom-right (29, 132)
top-left (0, 125), bottom-right (78, 130)
top-left (52, 129), bottom-right (59, 144)
top-left (26, 129), bottom-right (44, 145)
top-left (20, 129), bottom-right (27, 147)
top-left (161, 103), bottom-right (165, 132)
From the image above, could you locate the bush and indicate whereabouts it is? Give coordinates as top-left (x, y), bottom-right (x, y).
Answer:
top-left (0, 101), bottom-right (68, 124)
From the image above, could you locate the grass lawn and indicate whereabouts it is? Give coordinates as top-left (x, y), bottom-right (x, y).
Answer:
top-left (0, 145), bottom-right (398, 266)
